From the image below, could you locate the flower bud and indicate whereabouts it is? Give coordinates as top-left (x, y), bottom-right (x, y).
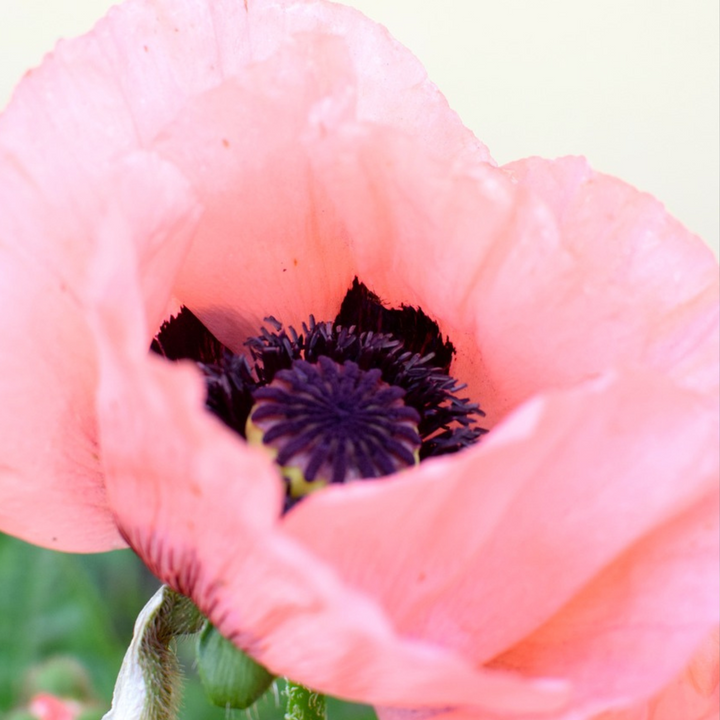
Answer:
top-left (196, 622), bottom-right (274, 709)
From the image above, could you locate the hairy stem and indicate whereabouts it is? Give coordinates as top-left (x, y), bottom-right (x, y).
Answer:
top-left (285, 681), bottom-right (327, 720)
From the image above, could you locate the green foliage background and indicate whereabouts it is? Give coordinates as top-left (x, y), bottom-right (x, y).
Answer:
top-left (0, 534), bottom-right (376, 720)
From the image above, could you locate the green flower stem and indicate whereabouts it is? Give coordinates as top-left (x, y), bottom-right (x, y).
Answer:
top-left (285, 681), bottom-right (326, 720)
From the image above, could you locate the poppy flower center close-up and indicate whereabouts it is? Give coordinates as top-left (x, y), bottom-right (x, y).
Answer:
top-left (152, 279), bottom-right (486, 506)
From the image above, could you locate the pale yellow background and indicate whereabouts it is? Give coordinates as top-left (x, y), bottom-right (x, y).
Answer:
top-left (1, 0), bottom-right (717, 254)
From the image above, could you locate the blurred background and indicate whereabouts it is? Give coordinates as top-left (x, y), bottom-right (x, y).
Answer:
top-left (0, 1), bottom-right (717, 717)
top-left (0, 534), bottom-right (376, 719)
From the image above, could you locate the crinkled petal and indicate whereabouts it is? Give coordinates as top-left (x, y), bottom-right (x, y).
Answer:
top-left (284, 371), bottom-right (719, 712)
top-left (89, 0), bottom-right (490, 349)
top-left (378, 569), bottom-right (718, 720)
top-left (0, 149), bottom-right (199, 551)
top-left (489, 491), bottom-right (719, 718)
top-left (152, 37), bottom-right (359, 348)
top-left (83, 0), bottom-right (488, 164)
top-left (502, 156), bottom-right (720, 400)
top-left (310, 129), bottom-right (719, 424)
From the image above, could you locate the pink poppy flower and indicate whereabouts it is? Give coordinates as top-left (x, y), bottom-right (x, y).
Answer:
top-left (0, 0), bottom-right (717, 718)
top-left (27, 693), bottom-right (83, 720)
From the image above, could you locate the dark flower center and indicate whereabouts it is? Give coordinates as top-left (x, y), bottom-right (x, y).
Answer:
top-left (248, 357), bottom-right (421, 496)
top-left (151, 279), bottom-right (486, 505)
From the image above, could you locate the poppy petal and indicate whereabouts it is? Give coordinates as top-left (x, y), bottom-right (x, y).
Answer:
top-left (0, 146), bottom-right (199, 550)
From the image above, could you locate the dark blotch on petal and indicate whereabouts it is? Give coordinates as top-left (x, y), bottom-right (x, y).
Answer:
top-left (151, 306), bottom-right (227, 364)
top-left (335, 278), bottom-right (455, 372)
